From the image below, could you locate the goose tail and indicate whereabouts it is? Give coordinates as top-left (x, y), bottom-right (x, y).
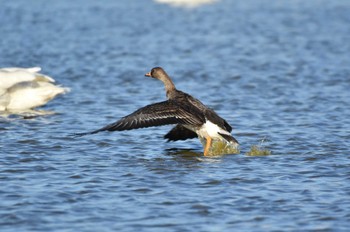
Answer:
top-left (218, 132), bottom-right (239, 145)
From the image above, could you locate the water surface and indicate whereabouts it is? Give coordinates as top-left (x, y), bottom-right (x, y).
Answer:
top-left (1, 0), bottom-right (350, 231)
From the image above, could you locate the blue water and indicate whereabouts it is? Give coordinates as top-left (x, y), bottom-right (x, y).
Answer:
top-left (1, 0), bottom-right (350, 231)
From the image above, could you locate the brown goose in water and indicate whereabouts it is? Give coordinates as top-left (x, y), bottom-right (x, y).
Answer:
top-left (80, 67), bottom-right (238, 156)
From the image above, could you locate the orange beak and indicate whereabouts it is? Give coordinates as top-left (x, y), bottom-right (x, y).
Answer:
top-left (145, 72), bottom-right (151, 77)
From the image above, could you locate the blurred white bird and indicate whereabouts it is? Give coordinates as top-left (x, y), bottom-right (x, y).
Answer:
top-left (154, 0), bottom-right (218, 8)
top-left (0, 67), bottom-right (69, 111)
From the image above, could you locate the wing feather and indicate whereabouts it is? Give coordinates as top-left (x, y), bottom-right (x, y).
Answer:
top-left (77, 100), bottom-right (204, 136)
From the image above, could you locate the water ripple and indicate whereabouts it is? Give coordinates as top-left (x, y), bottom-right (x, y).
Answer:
top-left (1, 0), bottom-right (350, 231)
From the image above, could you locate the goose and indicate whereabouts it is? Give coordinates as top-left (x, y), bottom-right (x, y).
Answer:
top-left (0, 67), bottom-right (69, 111)
top-left (80, 67), bottom-right (238, 156)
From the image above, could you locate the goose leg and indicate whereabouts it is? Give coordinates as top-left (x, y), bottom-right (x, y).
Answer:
top-left (204, 136), bottom-right (212, 156)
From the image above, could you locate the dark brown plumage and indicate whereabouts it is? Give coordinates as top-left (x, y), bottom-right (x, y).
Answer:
top-left (81, 100), bottom-right (204, 135)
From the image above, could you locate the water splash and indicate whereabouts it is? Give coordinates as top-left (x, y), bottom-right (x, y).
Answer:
top-left (206, 139), bottom-right (240, 156)
top-left (246, 137), bottom-right (272, 156)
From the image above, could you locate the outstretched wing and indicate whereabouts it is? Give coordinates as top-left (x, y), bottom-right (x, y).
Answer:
top-left (77, 100), bottom-right (204, 136)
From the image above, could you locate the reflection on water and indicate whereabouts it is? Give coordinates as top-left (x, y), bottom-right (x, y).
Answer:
top-left (0, 109), bottom-right (56, 119)
top-left (166, 148), bottom-right (202, 157)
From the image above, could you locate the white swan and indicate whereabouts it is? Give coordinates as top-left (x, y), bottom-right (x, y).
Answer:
top-left (0, 67), bottom-right (69, 111)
